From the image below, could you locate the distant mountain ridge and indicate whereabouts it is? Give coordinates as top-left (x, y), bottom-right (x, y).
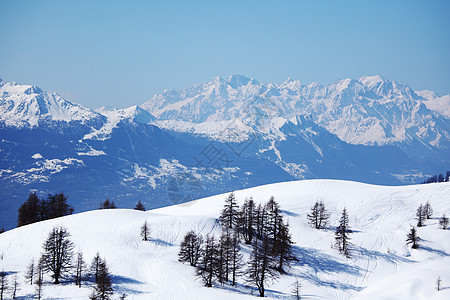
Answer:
top-left (0, 75), bottom-right (448, 230)
top-left (142, 74), bottom-right (449, 149)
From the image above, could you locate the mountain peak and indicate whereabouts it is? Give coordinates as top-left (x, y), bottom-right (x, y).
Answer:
top-left (358, 75), bottom-right (385, 87)
top-left (307, 82), bottom-right (323, 88)
top-left (416, 90), bottom-right (439, 100)
top-left (211, 76), bottom-right (226, 84)
top-left (226, 74), bottom-right (253, 88)
top-left (0, 79), bottom-right (99, 127)
top-left (279, 78), bottom-right (303, 90)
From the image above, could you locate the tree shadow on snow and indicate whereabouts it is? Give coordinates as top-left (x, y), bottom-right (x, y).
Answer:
top-left (111, 275), bottom-right (145, 295)
top-left (292, 246), bottom-right (362, 275)
top-left (290, 246), bottom-right (364, 292)
top-left (12, 296), bottom-right (34, 300)
top-left (294, 270), bottom-right (364, 292)
top-left (281, 210), bottom-right (299, 217)
top-left (419, 246), bottom-right (450, 256)
top-left (352, 246), bottom-right (413, 263)
top-left (151, 238), bottom-right (174, 247)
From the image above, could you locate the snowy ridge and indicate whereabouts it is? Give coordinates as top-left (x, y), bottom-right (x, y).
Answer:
top-left (0, 79), bottom-right (100, 127)
top-left (82, 105), bottom-right (156, 141)
top-left (416, 91), bottom-right (450, 118)
top-left (96, 105), bottom-right (155, 124)
top-left (0, 180), bottom-right (449, 299)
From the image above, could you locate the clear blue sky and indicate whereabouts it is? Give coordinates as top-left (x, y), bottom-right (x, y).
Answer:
top-left (1, 0), bottom-right (449, 108)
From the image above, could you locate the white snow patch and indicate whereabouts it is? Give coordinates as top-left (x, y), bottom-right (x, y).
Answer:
top-left (32, 153), bottom-right (43, 159)
top-left (77, 145), bottom-right (106, 156)
top-left (6, 158), bottom-right (84, 184)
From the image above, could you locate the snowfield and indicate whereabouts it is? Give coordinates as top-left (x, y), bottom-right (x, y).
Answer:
top-left (1, 180), bottom-right (449, 299)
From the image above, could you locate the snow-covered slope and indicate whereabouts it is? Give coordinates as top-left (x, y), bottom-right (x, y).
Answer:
top-left (1, 180), bottom-right (449, 299)
top-left (0, 79), bottom-right (101, 127)
top-left (416, 90), bottom-right (450, 118)
top-left (81, 105), bottom-right (156, 141)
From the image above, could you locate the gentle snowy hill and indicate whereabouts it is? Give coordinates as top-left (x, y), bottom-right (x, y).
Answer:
top-left (1, 180), bottom-right (449, 299)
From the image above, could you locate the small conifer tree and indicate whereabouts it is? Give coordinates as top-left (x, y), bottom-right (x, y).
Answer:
top-left (416, 204), bottom-right (425, 227)
top-left (75, 251), bottom-right (86, 287)
top-left (179, 231), bottom-right (203, 267)
top-left (140, 221), bottom-right (151, 241)
top-left (307, 200), bottom-right (330, 229)
top-left (40, 226), bottom-right (75, 284)
top-left (439, 214), bottom-right (449, 230)
top-left (0, 270), bottom-right (7, 300)
top-left (25, 259), bottom-right (35, 285)
top-left (90, 259), bottom-right (113, 300)
top-left (335, 208), bottom-right (351, 258)
top-left (423, 201), bottom-right (433, 219)
top-left (219, 192), bottom-right (239, 230)
top-left (134, 201), bottom-right (145, 211)
top-left (406, 226), bottom-right (419, 249)
top-left (291, 279), bottom-right (302, 300)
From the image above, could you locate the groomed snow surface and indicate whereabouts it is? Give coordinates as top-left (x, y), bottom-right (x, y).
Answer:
top-left (1, 180), bottom-right (449, 299)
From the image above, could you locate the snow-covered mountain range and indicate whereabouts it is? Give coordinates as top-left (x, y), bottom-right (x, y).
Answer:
top-left (1, 179), bottom-right (449, 299)
top-left (0, 76), bottom-right (449, 230)
top-left (143, 74), bottom-right (449, 149)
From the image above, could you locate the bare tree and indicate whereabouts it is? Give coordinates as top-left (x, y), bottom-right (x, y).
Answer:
top-left (11, 274), bottom-right (18, 299)
top-left (423, 201), bottom-right (433, 219)
top-left (291, 279), bottom-right (302, 300)
top-left (25, 259), bottom-right (35, 285)
top-left (75, 251), bottom-right (86, 287)
top-left (215, 232), bottom-right (229, 285)
top-left (239, 197), bottom-right (255, 244)
top-left (254, 204), bottom-right (267, 240)
top-left (439, 214), bottom-right (449, 230)
top-left (220, 192), bottom-right (239, 230)
top-left (406, 226), bottom-right (419, 249)
top-left (273, 220), bottom-right (296, 273)
top-left (90, 259), bottom-right (113, 300)
top-left (35, 258), bottom-right (44, 300)
top-left (246, 236), bottom-right (279, 297)
top-left (307, 200), bottom-right (330, 229)
top-left (140, 221), bottom-right (151, 241)
top-left (335, 208), bottom-right (352, 258)
top-left (196, 235), bottom-right (216, 287)
top-left (416, 204), bottom-right (425, 227)
top-left (178, 231), bottom-right (203, 267)
top-left (90, 253), bottom-right (102, 283)
top-left (40, 226), bottom-right (75, 284)
top-left (0, 270), bottom-right (7, 300)
top-left (229, 230), bottom-right (243, 286)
